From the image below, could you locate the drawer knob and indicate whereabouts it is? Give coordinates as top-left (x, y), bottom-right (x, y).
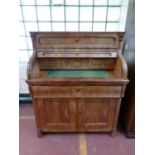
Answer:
top-left (76, 88), bottom-right (80, 92)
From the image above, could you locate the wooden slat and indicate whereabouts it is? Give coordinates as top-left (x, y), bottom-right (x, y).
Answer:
top-left (37, 52), bottom-right (117, 58)
top-left (38, 58), bottom-right (116, 70)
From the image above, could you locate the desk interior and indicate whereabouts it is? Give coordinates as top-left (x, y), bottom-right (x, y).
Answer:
top-left (35, 69), bottom-right (120, 79)
top-left (48, 69), bottom-right (109, 78)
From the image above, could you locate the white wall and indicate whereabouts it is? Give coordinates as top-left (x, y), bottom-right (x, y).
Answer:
top-left (19, 62), bottom-right (29, 93)
top-left (19, 0), bottom-right (129, 94)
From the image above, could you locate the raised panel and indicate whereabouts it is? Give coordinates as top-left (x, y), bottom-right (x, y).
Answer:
top-left (36, 33), bottom-right (119, 49)
top-left (37, 99), bottom-right (76, 132)
top-left (44, 101), bottom-right (70, 124)
top-left (78, 98), bottom-right (118, 131)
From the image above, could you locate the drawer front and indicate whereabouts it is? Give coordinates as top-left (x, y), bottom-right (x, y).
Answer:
top-left (73, 86), bottom-right (122, 97)
top-left (32, 86), bottom-right (72, 98)
top-left (32, 86), bottom-right (122, 98)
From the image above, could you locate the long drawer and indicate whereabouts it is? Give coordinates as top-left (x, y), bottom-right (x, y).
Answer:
top-left (32, 86), bottom-right (123, 98)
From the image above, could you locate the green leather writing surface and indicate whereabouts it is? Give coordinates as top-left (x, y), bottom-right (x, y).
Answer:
top-left (47, 70), bottom-right (109, 78)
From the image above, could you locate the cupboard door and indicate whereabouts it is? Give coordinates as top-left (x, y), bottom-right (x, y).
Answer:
top-left (36, 98), bottom-right (76, 132)
top-left (78, 98), bottom-right (118, 131)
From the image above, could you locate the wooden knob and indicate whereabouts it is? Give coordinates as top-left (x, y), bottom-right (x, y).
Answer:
top-left (76, 88), bottom-right (80, 92)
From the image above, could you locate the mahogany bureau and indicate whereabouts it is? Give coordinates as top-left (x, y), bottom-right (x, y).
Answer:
top-left (26, 32), bottom-right (129, 137)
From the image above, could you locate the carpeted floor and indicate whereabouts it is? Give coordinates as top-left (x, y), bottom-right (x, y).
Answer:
top-left (19, 104), bottom-right (135, 155)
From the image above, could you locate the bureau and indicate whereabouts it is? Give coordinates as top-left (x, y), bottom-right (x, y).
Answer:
top-left (26, 32), bottom-right (129, 137)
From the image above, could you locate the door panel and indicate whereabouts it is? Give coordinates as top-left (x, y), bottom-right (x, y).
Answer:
top-left (78, 98), bottom-right (118, 131)
top-left (37, 98), bottom-right (76, 132)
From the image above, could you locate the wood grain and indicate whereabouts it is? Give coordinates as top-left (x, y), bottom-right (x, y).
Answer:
top-left (38, 58), bottom-right (116, 70)
top-left (26, 32), bottom-right (129, 136)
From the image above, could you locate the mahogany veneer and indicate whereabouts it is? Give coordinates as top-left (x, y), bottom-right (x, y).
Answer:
top-left (26, 32), bottom-right (129, 137)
